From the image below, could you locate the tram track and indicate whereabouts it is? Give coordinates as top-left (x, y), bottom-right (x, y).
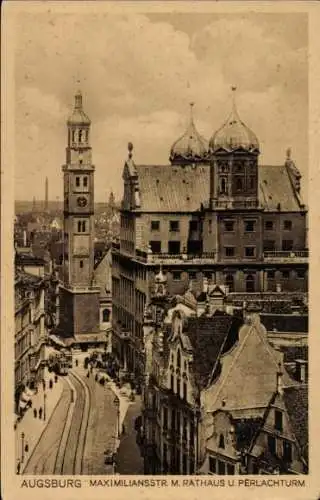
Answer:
top-left (58, 370), bottom-right (91, 475)
top-left (23, 369), bottom-right (91, 475)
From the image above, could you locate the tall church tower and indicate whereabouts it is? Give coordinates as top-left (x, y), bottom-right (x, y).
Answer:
top-left (58, 90), bottom-right (100, 339)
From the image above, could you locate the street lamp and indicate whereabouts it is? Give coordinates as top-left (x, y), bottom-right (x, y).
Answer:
top-left (21, 432), bottom-right (25, 464)
top-left (43, 393), bottom-right (47, 422)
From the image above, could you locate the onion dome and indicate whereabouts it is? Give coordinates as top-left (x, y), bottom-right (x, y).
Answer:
top-left (67, 90), bottom-right (91, 126)
top-left (209, 87), bottom-right (259, 153)
top-left (170, 103), bottom-right (209, 164)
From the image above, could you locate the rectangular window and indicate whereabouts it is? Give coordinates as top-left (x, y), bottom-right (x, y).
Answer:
top-left (263, 240), bottom-right (275, 251)
top-left (282, 270), bottom-right (290, 279)
top-left (283, 441), bottom-right (292, 462)
top-left (189, 272), bottom-right (197, 280)
top-left (183, 382), bottom-right (187, 400)
top-left (224, 220), bottom-right (235, 232)
top-left (170, 374), bottom-right (174, 390)
top-left (83, 176), bottom-right (88, 188)
top-left (190, 423), bottom-right (194, 445)
top-left (209, 456), bottom-right (216, 474)
top-left (170, 220), bottom-right (180, 232)
top-left (149, 241), bottom-right (161, 253)
top-left (189, 220), bottom-right (198, 231)
top-left (284, 220), bottom-right (292, 231)
top-left (172, 271), bottom-right (181, 281)
top-left (217, 460), bottom-right (226, 475)
top-left (151, 220), bottom-right (160, 231)
top-left (267, 270), bottom-right (275, 279)
top-left (183, 417), bottom-right (188, 440)
top-left (168, 241), bottom-right (181, 254)
top-left (227, 463), bottom-right (235, 475)
top-left (265, 220), bottom-right (274, 231)
top-left (182, 454), bottom-right (187, 475)
top-left (282, 240), bottom-right (293, 251)
top-left (79, 260), bottom-right (84, 269)
top-left (245, 246), bottom-right (255, 257)
top-left (296, 269), bottom-right (306, 279)
top-left (76, 176), bottom-right (80, 187)
top-left (245, 220), bottom-right (256, 232)
top-left (171, 409), bottom-right (176, 432)
top-left (163, 407), bottom-right (168, 430)
top-left (225, 246), bottom-right (235, 257)
top-left (275, 410), bottom-right (283, 432)
top-left (268, 435), bottom-right (276, 455)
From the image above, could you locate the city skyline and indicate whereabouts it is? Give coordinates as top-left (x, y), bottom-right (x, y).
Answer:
top-left (14, 11), bottom-right (308, 202)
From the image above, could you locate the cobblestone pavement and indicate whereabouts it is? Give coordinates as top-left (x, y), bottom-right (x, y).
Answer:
top-left (116, 396), bottom-right (144, 475)
top-left (74, 364), bottom-right (118, 475)
top-left (16, 368), bottom-right (64, 474)
top-left (23, 377), bottom-right (71, 474)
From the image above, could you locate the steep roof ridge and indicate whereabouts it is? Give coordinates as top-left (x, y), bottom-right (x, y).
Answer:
top-left (206, 316), bottom-right (237, 388)
top-left (205, 316), bottom-right (292, 411)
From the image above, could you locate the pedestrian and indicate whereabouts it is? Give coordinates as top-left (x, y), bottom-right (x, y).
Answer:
top-left (39, 406), bottom-right (43, 419)
top-left (33, 408), bottom-right (37, 419)
top-left (17, 460), bottom-right (21, 475)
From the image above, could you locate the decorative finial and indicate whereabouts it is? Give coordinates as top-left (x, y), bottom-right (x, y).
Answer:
top-left (128, 142), bottom-right (134, 159)
top-left (286, 147), bottom-right (292, 161)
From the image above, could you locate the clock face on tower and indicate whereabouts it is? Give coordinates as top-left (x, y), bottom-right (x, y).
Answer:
top-left (77, 196), bottom-right (88, 208)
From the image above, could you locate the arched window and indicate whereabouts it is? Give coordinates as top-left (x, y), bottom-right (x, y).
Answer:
top-left (103, 309), bottom-right (110, 322)
top-left (218, 434), bottom-right (225, 449)
top-left (78, 129), bottom-right (83, 143)
top-left (225, 274), bottom-right (234, 292)
top-left (72, 130), bottom-right (75, 143)
top-left (85, 130), bottom-right (89, 143)
top-left (77, 221), bottom-right (81, 232)
top-left (177, 349), bottom-right (181, 369)
top-left (246, 274), bottom-right (255, 292)
top-left (82, 221), bottom-right (86, 232)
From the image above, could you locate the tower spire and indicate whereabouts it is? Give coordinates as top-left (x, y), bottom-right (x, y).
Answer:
top-left (189, 102), bottom-right (195, 125)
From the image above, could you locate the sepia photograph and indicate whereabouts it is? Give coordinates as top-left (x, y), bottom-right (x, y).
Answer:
top-left (3, 1), bottom-right (319, 497)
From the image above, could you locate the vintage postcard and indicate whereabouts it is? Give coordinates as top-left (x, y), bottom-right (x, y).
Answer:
top-left (2, 1), bottom-right (320, 499)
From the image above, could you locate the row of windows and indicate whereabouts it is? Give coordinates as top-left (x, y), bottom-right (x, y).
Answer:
top-left (159, 269), bottom-right (305, 284)
top-left (222, 219), bottom-right (293, 232)
top-left (219, 176), bottom-right (256, 194)
top-left (209, 456), bottom-right (235, 475)
top-left (150, 219), bottom-right (294, 234)
top-left (70, 128), bottom-right (89, 144)
top-left (224, 240), bottom-right (295, 257)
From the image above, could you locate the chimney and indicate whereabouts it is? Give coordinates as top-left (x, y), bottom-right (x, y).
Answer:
top-left (276, 363), bottom-right (284, 395)
top-left (295, 359), bottom-right (308, 383)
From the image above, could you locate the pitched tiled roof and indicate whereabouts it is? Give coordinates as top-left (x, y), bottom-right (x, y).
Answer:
top-left (132, 164), bottom-right (303, 213)
top-left (185, 311), bottom-right (242, 389)
top-left (135, 164), bottom-right (210, 212)
top-left (259, 165), bottom-right (303, 211)
top-left (283, 384), bottom-right (308, 462)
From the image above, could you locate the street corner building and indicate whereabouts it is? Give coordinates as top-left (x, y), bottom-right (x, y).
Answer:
top-left (111, 90), bottom-right (308, 474)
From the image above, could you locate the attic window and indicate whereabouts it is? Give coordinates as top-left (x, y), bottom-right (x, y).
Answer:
top-left (186, 196), bottom-right (190, 201)
top-left (160, 197), bottom-right (164, 201)
top-left (156, 179), bottom-right (159, 184)
top-left (264, 180), bottom-right (268, 185)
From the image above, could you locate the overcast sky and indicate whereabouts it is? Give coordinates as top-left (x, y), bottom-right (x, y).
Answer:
top-left (14, 10), bottom-right (308, 202)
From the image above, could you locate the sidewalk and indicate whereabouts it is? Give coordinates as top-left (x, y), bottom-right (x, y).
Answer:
top-left (15, 367), bottom-right (64, 474)
top-left (116, 396), bottom-right (144, 474)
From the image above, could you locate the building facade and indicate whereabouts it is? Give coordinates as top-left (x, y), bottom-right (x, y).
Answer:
top-left (15, 269), bottom-right (47, 412)
top-left (112, 91), bottom-right (308, 377)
